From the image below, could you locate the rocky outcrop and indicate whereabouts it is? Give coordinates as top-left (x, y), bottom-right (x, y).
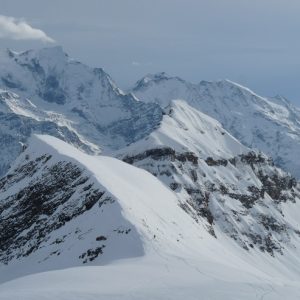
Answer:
top-left (122, 148), bottom-right (300, 256)
top-left (123, 147), bottom-right (198, 165)
top-left (0, 154), bottom-right (109, 264)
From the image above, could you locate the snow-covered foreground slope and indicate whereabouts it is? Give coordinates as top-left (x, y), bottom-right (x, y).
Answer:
top-left (0, 134), bottom-right (194, 281)
top-left (1, 135), bottom-right (300, 299)
top-left (131, 73), bottom-right (300, 178)
top-left (0, 47), bottom-right (162, 176)
top-left (2, 255), bottom-right (300, 300)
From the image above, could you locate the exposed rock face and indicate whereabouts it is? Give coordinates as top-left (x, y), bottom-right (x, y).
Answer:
top-left (0, 143), bottom-right (142, 267)
top-left (123, 148), bottom-right (300, 255)
top-left (123, 147), bottom-right (198, 166)
top-left (117, 101), bottom-right (300, 256)
top-left (0, 154), bottom-right (107, 264)
top-left (40, 74), bottom-right (66, 104)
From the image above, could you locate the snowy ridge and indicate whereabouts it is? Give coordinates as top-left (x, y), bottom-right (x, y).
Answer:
top-left (119, 100), bottom-right (300, 254)
top-left (132, 74), bottom-right (300, 178)
top-left (2, 47), bottom-right (300, 298)
top-left (1, 135), bottom-right (300, 299)
top-left (0, 134), bottom-right (204, 281)
top-left (119, 99), bottom-right (247, 158)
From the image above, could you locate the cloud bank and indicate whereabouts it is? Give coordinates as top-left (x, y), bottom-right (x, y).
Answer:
top-left (0, 15), bottom-right (55, 43)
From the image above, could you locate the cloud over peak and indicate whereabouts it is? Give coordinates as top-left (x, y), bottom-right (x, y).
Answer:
top-left (0, 15), bottom-right (55, 43)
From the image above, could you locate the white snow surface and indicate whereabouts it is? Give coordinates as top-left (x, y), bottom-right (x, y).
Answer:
top-left (1, 48), bottom-right (300, 299)
top-left (132, 74), bottom-right (300, 177)
top-left (118, 99), bottom-right (247, 159)
top-left (117, 98), bottom-right (300, 260)
top-left (1, 135), bottom-right (300, 299)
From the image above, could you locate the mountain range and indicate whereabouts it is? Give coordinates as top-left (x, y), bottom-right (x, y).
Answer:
top-left (132, 72), bottom-right (300, 178)
top-left (1, 47), bottom-right (300, 299)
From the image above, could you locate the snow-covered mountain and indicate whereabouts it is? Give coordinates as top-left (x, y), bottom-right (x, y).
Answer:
top-left (0, 47), bottom-right (162, 175)
top-left (118, 100), bottom-right (300, 253)
top-left (0, 134), bottom-right (250, 279)
top-left (1, 135), bottom-right (300, 299)
top-left (0, 89), bottom-right (99, 177)
top-left (2, 47), bottom-right (300, 299)
top-left (131, 73), bottom-right (300, 178)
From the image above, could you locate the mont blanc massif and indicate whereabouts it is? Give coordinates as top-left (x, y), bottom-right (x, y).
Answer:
top-left (1, 46), bottom-right (300, 299)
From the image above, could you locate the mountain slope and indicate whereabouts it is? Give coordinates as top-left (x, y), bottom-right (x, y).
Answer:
top-left (0, 47), bottom-right (162, 176)
top-left (1, 135), bottom-right (300, 299)
top-left (131, 73), bottom-right (300, 178)
top-left (0, 134), bottom-right (206, 282)
top-left (0, 89), bottom-right (98, 177)
top-left (2, 255), bottom-right (300, 300)
top-left (120, 99), bottom-right (247, 158)
top-left (2, 48), bottom-right (300, 299)
top-left (118, 100), bottom-right (300, 253)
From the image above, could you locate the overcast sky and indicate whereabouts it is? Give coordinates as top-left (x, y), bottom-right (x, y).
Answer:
top-left (0, 0), bottom-right (300, 103)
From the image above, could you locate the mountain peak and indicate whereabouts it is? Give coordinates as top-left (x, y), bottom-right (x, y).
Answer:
top-left (16, 46), bottom-right (68, 71)
top-left (143, 72), bottom-right (171, 81)
top-left (133, 72), bottom-right (185, 91)
top-left (131, 73), bottom-right (300, 178)
top-left (19, 45), bottom-right (67, 58)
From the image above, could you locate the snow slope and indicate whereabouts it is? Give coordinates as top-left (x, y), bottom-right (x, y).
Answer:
top-left (120, 99), bottom-right (247, 158)
top-left (1, 135), bottom-right (300, 299)
top-left (118, 100), bottom-right (300, 254)
top-left (0, 134), bottom-right (206, 281)
top-left (2, 256), bottom-right (300, 300)
top-left (131, 73), bottom-right (300, 178)
top-left (2, 48), bottom-right (300, 299)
